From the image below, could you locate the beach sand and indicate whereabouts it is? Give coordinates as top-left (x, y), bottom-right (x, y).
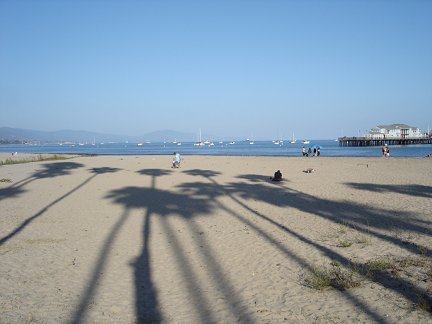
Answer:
top-left (0, 154), bottom-right (431, 323)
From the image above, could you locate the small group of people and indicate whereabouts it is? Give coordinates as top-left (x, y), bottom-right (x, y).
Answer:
top-left (302, 146), bottom-right (320, 157)
top-left (382, 144), bottom-right (390, 157)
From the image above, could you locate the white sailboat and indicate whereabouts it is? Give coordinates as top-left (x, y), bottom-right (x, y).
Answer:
top-left (290, 133), bottom-right (296, 144)
top-left (274, 132), bottom-right (283, 145)
top-left (194, 129), bottom-right (205, 146)
top-left (249, 134), bottom-right (255, 144)
top-left (302, 140), bottom-right (310, 144)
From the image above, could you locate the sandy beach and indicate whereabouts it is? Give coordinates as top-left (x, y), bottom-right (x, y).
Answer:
top-left (0, 154), bottom-right (431, 323)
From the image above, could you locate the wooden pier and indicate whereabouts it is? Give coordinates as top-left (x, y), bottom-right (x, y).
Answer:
top-left (338, 136), bottom-right (432, 147)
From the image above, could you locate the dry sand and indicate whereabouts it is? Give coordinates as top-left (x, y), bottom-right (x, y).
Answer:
top-left (0, 154), bottom-right (431, 323)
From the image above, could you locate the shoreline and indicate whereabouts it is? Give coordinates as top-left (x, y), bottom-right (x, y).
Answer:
top-left (1, 152), bottom-right (430, 162)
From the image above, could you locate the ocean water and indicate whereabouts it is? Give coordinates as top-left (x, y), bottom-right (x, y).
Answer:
top-left (1, 140), bottom-right (432, 157)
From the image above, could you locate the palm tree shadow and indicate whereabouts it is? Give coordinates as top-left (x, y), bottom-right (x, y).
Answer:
top-left (34, 162), bottom-right (84, 179)
top-left (105, 184), bottom-right (215, 322)
top-left (224, 177), bottom-right (432, 310)
top-left (183, 169), bottom-right (221, 178)
top-left (227, 179), bottom-right (431, 254)
top-left (92, 168), bottom-right (226, 322)
top-left (0, 162), bottom-right (84, 200)
top-left (345, 182), bottom-right (432, 199)
top-left (177, 176), bottom-right (387, 322)
top-left (0, 162), bottom-right (90, 245)
top-left (137, 168), bottom-right (173, 177)
top-left (0, 186), bottom-right (27, 200)
top-left (237, 174), bottom-right (290, 184)
top-left (89, 167), bottom-right (121, 174)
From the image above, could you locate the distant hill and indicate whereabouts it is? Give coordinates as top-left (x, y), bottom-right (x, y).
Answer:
top-left (0, 127), bottom-right (130, 143)
top-left (0, 127), bottom-right (199, 143)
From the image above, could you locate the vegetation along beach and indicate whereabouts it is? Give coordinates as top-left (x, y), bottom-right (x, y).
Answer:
top-left (0, 153), bottom-right (431, 322)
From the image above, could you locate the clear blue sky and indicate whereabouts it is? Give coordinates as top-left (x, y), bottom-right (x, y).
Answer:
top-left (1, 0), bottom-right (431, 140)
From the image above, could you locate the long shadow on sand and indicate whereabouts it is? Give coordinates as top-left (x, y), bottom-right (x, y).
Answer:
top-left (70, 167), bottom-right (431, 323)
top-left (0, 166), bottom-right (120, 246)
top-left (344, 182), bottom-right (432, 199)
top-left (73, 168), bottom-right (255, 322)
top-left (0, 161), bottom-right (84, 200)
top-left (233, 175), bottom-right (432, 254)
top-left (125, 169), bottom-right (253, 322)
top-left (180, 169), bottom-right (432, 322)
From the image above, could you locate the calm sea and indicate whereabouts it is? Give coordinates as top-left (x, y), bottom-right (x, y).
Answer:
top-left (1, 140), bottom-right (432, 157)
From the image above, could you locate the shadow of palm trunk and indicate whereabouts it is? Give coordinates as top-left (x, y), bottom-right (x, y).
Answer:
top-left (186, 220), bottom-right (255, 322)
top-left (158, 216), bottom-right (216, 323)
top-left (230, 191), bottom-right (431, 315)
top-left (71, 209), bottom-right (130, 324)
top-left (133, 206), bottom-right (161, 322)
top-left (0, 173), bottom-right (98, 246)
top-left (202, 176), bottom-right (386, 323)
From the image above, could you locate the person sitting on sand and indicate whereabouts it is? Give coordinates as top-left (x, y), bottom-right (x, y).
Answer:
top-left (270, 170), bottom-right (283, 181)
top-left (172, 152), bottom-right (181, 168)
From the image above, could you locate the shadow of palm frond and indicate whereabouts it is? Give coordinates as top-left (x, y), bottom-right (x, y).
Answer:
top-left (137, 169), bottom-right (172, 177)
top-left (34, 162), bottom-right (84, 179)
top-left (0, 186), bottom-right (27, 200)
top-left (237, 174), bottom-right (290, 184)
top-left (106, 185), bottom-right (216, 322)
top-left (345, 182), bottom-right (432, 199)
top-left (89, 167), bottom-right (121, 174)
top-left (0, 162), bottom-right (85, 201)
top-left (183, 169), bottom-right (221, 178)
top-left (177, 176), bottom-right (385, 322)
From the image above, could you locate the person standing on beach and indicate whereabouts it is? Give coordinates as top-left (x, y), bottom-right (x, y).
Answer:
top-left (308, 147), bottom-right (312, 157)
top-left (317, 147), bottom-right (321, 156)
top-left (302, 147), bottom-right (307, 157)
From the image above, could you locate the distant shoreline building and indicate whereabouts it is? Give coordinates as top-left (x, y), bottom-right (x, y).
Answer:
top-left (365, 124), bottom-right (424, 140)
top-left (339, 124), bottom-right (431, 147)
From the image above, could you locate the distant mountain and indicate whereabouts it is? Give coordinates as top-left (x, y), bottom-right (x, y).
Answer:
top-left (0, 127), bottom-right (136, 143)
top-left (0, 127), bottom-right (201, 143)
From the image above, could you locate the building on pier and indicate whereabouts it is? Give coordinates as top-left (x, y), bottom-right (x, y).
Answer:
top-left (365, 124), bottom-right (423, 140)
top-left (339, 124), bottom-right (432, 147)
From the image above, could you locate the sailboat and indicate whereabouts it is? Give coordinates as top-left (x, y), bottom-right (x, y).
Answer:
top-left (302, 140), bottom-right (310, 144)
top-left (290, 133), bottom-right (296, 144)
top-left (274, 132), bottom-right (283, 145)
top-left (249, 134), bottom-right (255, 144)
top-left (194, 129), bottom-right (205, 146)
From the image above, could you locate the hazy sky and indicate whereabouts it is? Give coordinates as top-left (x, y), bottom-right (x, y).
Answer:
top-left (1, 0), bottom-right (431, 140)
